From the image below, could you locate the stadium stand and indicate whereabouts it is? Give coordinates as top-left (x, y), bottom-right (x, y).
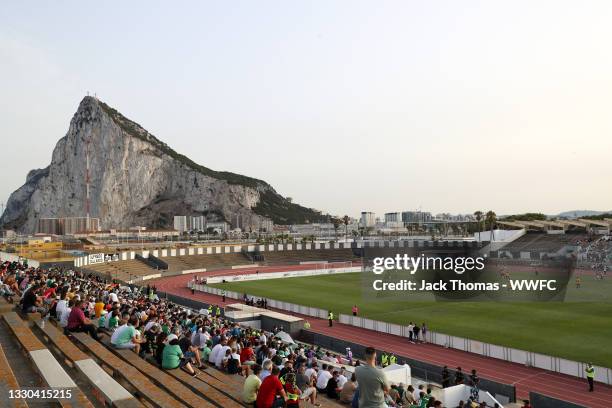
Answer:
top-left (161, 252), bottom-right (252, 273)
top-left (2, 311), bottom-right (95, 408)
top-left (260, 249), bottom-right (358, 265)
top-left (0, 343), bottom-right (28, 408)
top-left (0, 258), bottom-right (382, 408)
top-left (86, 259), bottom-right (159, 282)
top-left (499, 232), bottom-right (589, 253)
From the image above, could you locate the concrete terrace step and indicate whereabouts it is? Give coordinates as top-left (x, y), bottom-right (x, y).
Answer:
top-left (70, 332), bottom-right (187, 408)
top-left (0, 343), bottom-right (29, 408)
top-left (96, 338), bottom-right (214, 408)
top-left (33, 319), bottom-right (143, 407)
top-left (2, 312), bottom-right (94, 408)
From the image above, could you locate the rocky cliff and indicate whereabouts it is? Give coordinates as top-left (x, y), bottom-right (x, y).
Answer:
top-left (1, 96), bottom-right (326, 233)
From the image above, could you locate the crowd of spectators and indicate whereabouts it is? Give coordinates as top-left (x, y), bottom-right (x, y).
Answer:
top-left (0, 258), bottom-right (507, 407)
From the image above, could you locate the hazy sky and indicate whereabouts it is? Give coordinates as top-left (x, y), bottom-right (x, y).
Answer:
top-left (2, 1), bottom-right (612, 218)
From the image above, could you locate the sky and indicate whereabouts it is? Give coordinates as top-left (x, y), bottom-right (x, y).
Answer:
top-left (1, 1), bottom-right (612, 219)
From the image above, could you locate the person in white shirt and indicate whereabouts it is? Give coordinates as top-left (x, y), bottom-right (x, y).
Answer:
top-left (305, 365), bottom-right (318, 381)
top-left (209, 337), bottom-right (228, 364)
top-left (259, 333), bottom-right (267, 345)
top-left (59, 302), bottom-right (72, 328)
top-left (209, 342), bottom-right (223, 364)
top-left (337, 369), bottom-right (348, 389)
top-left (316, 365), bottom-right (333, 391)
top-left (215, 343), bottom-right (231, 368)
top-left (55, 297), bottom-right (68, 318)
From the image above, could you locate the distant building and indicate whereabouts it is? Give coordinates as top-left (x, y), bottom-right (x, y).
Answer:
top-left (360, 212), bottom-right (376, 228)
top-left (173, 216), bottom-right (190, 234)
top-left (190, 216), bottom-right (205, 232)
top-left (401, 211), bottom-right (432, 223)
top-left (37, 217), bottom-right (100, 235)
top-left (206, 221), bottom-right (229, 234)
top-left (0, 229), bottom-right (16, 239)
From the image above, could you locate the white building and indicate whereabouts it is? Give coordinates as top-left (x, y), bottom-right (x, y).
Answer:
top-left (173, 216), bottom-right (188, 233)
top-left (360, 212), bottom-right (376, 228)
top-left (190, 216), bottom-right (206, 232)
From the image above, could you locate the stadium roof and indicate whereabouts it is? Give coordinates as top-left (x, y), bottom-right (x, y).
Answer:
top-left (578, 218), bottom-right (612, 227)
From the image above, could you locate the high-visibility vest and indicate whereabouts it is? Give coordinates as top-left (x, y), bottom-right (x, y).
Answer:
top-left (328, 312), bottom-right (334, 320)
top-left (381, 354), bottom-right (388, 365)
top-left (216, 307), bottom-right (221, 316)
top-left (304, 322), bottom-right (311, 329)
top-left (390, 355), bottom-right (397, 365)
top-left (208, 305), bottom-right (213, 313)
top-left (586, 366), bottom-right (595, 378)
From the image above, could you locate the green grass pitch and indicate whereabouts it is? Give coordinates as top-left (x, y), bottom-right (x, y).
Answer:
top-left (212, 272), bottom-right (612, 367)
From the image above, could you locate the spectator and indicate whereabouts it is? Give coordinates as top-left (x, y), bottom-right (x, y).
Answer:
top-left (59, 299), bottom-right (74, 328)
top-left (66, 299), bottom-right (99, 340)
top-left (316, 364), bottom-right (333, 392)
top-left (256, 366), bottom-right (287, 408)
top-left (339, 372), bottom-right (357, 403)
top-left (355, 346), bottom-right (390, 408)
top-left (21, 284), bottom-right (46, 315)
top-left (111, 316), bottom-right (144, 354)
top-left (296, 365), bottom-right (319, 406)
top-left (162, 334), bottom-right (197, 377)
top-left (325, 370), bottom-right (341, 399)
top-left (243, 364), bottom-right (262, 405)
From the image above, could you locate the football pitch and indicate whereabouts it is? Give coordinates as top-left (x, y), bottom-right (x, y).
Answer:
top-left (212, 272), bottom-right (612, 367)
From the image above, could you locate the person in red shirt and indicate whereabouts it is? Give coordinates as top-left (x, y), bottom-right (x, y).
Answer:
top-left (240, 342), bottom-right (256, 376)
top-left (352, 305), bottom-right (359, 316)
top-left (256, 366), bottom-right (287, 408)
top-left (66, 300), bottom-right (100, 340)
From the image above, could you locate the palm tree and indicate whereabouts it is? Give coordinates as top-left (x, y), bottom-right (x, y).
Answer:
top-left (332, 217), bottom-right (341, 240)
top-left (474, 210), bottom-right (484, 231)
top-left (342, 215), bottom-right (350, 240)
top-left (485, 210), bottom-right (497, 241)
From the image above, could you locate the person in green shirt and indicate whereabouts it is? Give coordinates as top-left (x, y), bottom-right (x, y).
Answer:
top-left (111, 316), bottom-right (144, 354)
top-left (162, 335), bottom-right (197, 376)
top-left (201, 340), bottom-right (212, 363)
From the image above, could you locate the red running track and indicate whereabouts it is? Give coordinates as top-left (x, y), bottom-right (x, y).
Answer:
top-left (151, 266), bottom-right (612, 407)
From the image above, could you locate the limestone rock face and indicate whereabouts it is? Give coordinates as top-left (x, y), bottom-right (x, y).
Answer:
top-left (1, 97), bottom-right (324, 233)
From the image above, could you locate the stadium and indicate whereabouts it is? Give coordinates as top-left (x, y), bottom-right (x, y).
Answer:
top-left (1, 222), bottom-right (610, 408)
top-left (3, 3), bottom-right (612, 407)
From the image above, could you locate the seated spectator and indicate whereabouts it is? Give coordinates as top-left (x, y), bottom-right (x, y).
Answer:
top-left (243, 364), bottom-right (262, 405)
top-left (325, 370), bottom-right (341, 400)
top-left (261, 360), bottom-right (273, 380)
top-left (256, 366), bottom-right (287, 408)
top-left (155, 332), bottom-right (168, 366)
top-left (179, 328), bottom-right (203, 368)
top-left (66, 299), bottom-right (99, 340)
top-left (227, 347), bottom-right (242, 374)
top-left (111, 316), bottom-right (145, 354)
top-left (339, 373), bottom-right (357, 403)
top-left (162, 334), bottom-right (197, 377)
top-left (296, 365), bottom-right (320, 406)
top-left (316, 364), bottom-right (333, 392)
top-left (21, 284), bottom-right (46, 315)
top-left (283, 373), bottom-right (303, 407)
top-left (59, 299), bottom-right (74, 328)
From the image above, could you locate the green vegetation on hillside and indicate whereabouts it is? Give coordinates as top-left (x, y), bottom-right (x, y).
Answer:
top-left (581, 213), bottom-right (612, 220)
top-left (501, 213), bottom-right (547, 221)
top-left (212, 273), bottom-right (612, 367)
